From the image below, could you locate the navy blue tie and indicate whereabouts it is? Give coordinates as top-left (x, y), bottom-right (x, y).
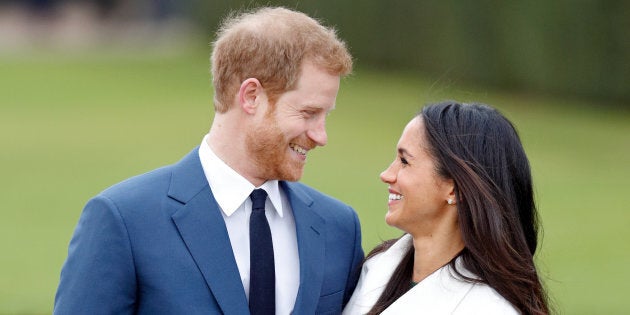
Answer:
top-left (249, 189), bottom-right (275, 315)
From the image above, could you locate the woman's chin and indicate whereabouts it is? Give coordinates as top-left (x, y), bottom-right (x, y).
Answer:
top-left (384, 212), bottom-right (398, 228)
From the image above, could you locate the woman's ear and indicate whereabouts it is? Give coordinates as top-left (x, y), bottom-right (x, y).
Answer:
top-left (445, 179), bottom-right (457, 205)
top-left (238, 78), bottom-right (264, 115)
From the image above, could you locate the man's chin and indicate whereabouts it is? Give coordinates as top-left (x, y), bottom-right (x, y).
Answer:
top-left (281, 173), bottom-right (303, 182)
top-left (278, 166), bottom-right (304, 182)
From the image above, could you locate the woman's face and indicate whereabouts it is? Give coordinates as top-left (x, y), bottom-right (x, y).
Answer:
top-left (380, 117), bottom-right (454, 235)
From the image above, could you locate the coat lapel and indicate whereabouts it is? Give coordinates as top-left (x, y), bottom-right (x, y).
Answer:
top-left (168, 148), bottom-right (250, 314)
top-left (343, 234), bottom-right (412, 315)
top-left (381, 245), bottom-right (476, 314)
top-left (282, 182), bottom-right (326, 314)
top-left (383, 264), bottom-right (476, 314)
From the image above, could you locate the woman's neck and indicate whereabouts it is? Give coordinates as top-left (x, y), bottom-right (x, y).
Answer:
top-left (410, 226), bottom-right (464, 283)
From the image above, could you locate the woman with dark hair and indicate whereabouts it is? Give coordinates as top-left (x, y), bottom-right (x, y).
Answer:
top-left (343, 101), bottom-right (549, 314)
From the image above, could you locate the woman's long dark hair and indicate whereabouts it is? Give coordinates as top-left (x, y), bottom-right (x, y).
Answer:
top-left (367, 101), bottom-right (549, 315)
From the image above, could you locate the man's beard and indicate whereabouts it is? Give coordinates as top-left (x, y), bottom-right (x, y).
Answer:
top-left (246, 119), bottom-right (306, 182)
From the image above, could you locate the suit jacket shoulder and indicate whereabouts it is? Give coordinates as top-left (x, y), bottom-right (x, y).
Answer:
top-left (98, 146), bottom-right (206, 210)
top-left (55, 147), bottom-right (252, 314)
top-left (281, 181), bottom-right (357, 221)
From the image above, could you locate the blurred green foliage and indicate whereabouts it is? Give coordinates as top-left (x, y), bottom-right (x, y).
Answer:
top-left (1, 47), bottom-right (629, 314)
top-left (188, 0), bottom-right (630, 103)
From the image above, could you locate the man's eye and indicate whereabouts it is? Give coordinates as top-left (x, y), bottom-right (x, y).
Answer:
top-left (301, 110), bottom-right (317, 119)
top-left (400, 157), bottom-right (409, 165)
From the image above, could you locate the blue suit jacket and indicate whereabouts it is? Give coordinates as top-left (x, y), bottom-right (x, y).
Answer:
top-left (54, 148), bottom-right (364, 314)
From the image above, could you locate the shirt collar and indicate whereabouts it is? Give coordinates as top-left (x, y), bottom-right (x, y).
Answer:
top-left (198, 135), bottom-right (284, 217)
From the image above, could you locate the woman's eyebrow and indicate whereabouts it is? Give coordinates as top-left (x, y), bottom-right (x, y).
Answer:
top-left (398, 147), bottom-right (414, 158)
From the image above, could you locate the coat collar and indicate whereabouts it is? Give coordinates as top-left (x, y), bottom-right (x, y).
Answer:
top-left (382, 256), bottom-right (477, 314)
top-left (343, 234), bottom-right (480, 315)
top-left (169, 147), bottom-right (250, 314)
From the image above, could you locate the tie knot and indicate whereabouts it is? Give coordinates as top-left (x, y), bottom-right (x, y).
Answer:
top-left (250, 189), bottom-right (268, 211)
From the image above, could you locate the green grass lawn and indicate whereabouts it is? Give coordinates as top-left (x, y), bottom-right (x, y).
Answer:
top-left (1, 47), bottom-right (628, 314)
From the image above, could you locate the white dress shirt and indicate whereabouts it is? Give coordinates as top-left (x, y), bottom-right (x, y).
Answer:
top-left (198, 135), bottom-right (300, 315)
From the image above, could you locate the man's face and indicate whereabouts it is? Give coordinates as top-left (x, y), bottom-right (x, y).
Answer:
top-left (246, 61), bottom-right (341, 182)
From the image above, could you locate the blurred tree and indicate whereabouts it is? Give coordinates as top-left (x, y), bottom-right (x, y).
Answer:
top-left (184, 0), bottom-right (629, 104)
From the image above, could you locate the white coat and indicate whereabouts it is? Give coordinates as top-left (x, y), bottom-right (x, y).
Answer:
top-left (342, 234), bottom-right (519, 315)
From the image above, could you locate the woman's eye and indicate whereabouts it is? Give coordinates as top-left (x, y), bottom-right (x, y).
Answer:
top-left (400, 157), bottom-right (409, 165)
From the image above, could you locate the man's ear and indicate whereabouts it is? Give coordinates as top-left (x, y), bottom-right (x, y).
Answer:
top-left (238, 78), bottom-right (264, 115)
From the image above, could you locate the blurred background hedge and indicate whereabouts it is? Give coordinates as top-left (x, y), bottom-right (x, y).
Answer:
top-left (187, 0), bottom-right (629, 104)
top-left (6, 0), bottom-right (627, 103)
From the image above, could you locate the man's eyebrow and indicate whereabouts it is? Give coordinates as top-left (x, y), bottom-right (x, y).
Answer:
top-left (305, 104), bottom-right (335, 111)
top-left (301, 105), bottom-right (336, 115)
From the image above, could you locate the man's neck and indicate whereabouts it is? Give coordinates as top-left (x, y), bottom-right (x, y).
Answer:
top-left (207, 114), bottom-right (266, 187)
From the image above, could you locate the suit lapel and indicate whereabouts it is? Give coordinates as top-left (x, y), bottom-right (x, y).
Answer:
top-left (168, 148), bottom-right (250, 314)
top-left (282, 182), bottom-right (326, 314)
